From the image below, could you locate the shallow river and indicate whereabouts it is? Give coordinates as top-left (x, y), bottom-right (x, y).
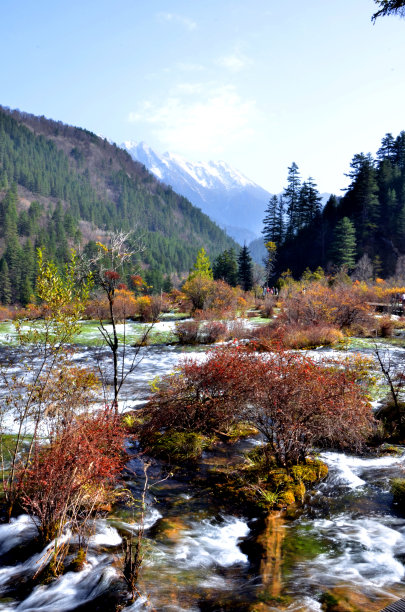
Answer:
top-left (0, 334), bottom-right (404, 611)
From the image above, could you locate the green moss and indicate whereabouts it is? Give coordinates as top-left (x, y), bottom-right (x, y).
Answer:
top-left (146, 430), bottom-right (211, 464)
top-left (291, 459), bottom-right (328, 483)
top-left (293, 481), bottom-right (306, 503)
top-left (379, 444), bottom-right (403, 456)
top-left (224, 423), bottom-right (259, 440)
top-left (69, 548), bottom-right (87, 572)
top-left (320, 592), bottom-right (340, 608)
top-left (319, 591), bottom-right (359, 612)
top-left (278, 489), bottom-right (295, 506)
top-left (391, 478), bottom-right (405, 503)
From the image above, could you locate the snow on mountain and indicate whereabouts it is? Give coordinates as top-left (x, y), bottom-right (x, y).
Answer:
top-left (123, 141), bottom-right (271, 244)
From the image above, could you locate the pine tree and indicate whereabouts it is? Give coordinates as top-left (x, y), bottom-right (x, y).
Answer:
top-left (262, 196), bottom-right (278, 243)
top-left (262, 195), bottom-right (284, 246)
top-left (238, 245), bottom-right (253, 291)
top-left (2, 186), bottom-right (18, 239)
top-left (264, 241), bottom-right (277, 285)
top-left (377, 133), bottom-right (397, 164)
top-left (283, 162), bottom-right (301, 239)
top-left (331, 217), bottom-right (357, 270)
top-left (299, 177), bottom-right (322, 227)
top-left (213, 248), bottom-right (238, 286)
top-left (4, 234), bottom-right (23, 302)
top-left (0, 259), bottom-right (12, 305)
top-left (345, 153), bottom-right (379, 248)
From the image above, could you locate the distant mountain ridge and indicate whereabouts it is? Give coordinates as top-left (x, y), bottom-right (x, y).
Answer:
top-left (0, 106), bottom-right (239, 303)
top-left (124, 141), bottom-right (272, 244)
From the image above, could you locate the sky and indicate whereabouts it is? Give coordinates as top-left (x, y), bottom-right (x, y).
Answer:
top-left (1, 0), bottom-right (405, 194)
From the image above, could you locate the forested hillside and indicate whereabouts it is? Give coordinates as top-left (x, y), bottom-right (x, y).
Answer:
top-left (263, 132), bottom-right (405, 280)
top-left (0, 106), bottom-right (237, 303)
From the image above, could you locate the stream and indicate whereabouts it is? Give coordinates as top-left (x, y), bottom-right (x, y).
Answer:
top-left (0, 330), bottom-right (404, 611)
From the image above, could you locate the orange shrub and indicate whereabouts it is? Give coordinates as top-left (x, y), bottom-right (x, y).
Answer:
top-left (282, 324), bottom-right (344, 349)
top-left (84, 296), bottom-right (110, 320)
top-left (0, 305), bottom-right (17, 321)
top-left (135, 295), bottom-right (152, 321)
top-left (113, 289), bottom-right (138, 320)
top-left (208, 280), bottom-right (239, 318)
top-left (278, 282), bottom-right (373, 332)
top-left (21, 303), bottom-right (42, 320)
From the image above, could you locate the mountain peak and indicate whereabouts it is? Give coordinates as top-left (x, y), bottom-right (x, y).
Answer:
top-left (123, 141), bottom-right (271, 242)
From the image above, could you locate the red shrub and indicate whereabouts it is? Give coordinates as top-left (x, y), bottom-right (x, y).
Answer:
top-left (17, 408), bottom-right (126, 543)
top-left (142, 346), bottom-right (374, 466)
top-left (175, 320), bottom-right (201, 344)
top-left (202, 321), bottom-right (228, 343)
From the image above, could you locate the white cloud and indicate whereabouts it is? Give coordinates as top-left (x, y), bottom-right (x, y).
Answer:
top-left (175, 82), bottom-right (204, 95)
top-left (216, 53), bottom-right (250, 72)
top-left (128, 85), bottom-right (260, 156)
top-left (176, 62), bottom-right (206, 73)
top-left (157, 12), bottom-right (197, 31)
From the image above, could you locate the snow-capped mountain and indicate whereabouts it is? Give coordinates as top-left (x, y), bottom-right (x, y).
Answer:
top-left (123, 141), bottom-right (272, 244)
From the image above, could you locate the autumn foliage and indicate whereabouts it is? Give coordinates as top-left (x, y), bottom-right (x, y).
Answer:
top-left (16, 408), bottom-right (126, 544)
top-left (141, 345), bottom-right (374, 466)
top-left (279, 282), bottom-right (373, 331)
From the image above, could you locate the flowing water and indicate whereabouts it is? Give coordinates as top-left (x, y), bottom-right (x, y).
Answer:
top-left (0, 331), bottom-right (404, 610)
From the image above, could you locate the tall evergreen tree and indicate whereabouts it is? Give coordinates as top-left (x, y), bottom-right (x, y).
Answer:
top-left (331, 217), bottom-right (357, 270)
top-left (262, 195), bottom-right (278, 243)
top-left (299, 177), bottom-right (322, 227)
top-left (283, 162), bottom-right (301, 239)
top-left (213, 248), bottom-right (238, 286)
top-left (238, 245), bottom-right (253, 291)
top-left (0, 259), bottom-right (12, 305)
top-left (262, 195), bottom-right (284, 246)
top-left (377, 133), bottom-right (397, 164)
top-left (344, 153), bottom-right (379, 248)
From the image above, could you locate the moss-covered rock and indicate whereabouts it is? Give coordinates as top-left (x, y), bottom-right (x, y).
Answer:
top-left (144, 430), bottom-right (211, 464)
top-left (212, 446), bottom-right (329, 512)
top-left (320, 591), bottom-right (358, 611)
top-left (293, 481), bottom-right (306, 503)
top-left (277, 489), bottom-right (295, 506)
top-left (69, 548), bottom-right (87, 572)
top-left (391, 478), bottom-right (405, 504)
top-left (224, 422), bottom-right (259, 440)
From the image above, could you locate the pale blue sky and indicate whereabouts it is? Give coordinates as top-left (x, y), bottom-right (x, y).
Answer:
top-left (1, 0), bottom-right (405, 194)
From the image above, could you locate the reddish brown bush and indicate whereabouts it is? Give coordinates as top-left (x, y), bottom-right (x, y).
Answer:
top-left (142, 346), bottom-right (374, 466)
top-left (202, 321), bottom-right (228, 343)
top-left (84, 296), bottom-right (110, 320)
top-left (17, 408), bottom-right (126, 544)
top-left (175, 320), bottom-right (201, 344)
top-left (141, 347), bottom-right (255, 436)
top-left (246, 351), bottom-right (373, 465)
top-left (259, 296), bottom-right (275, 318)
top-left (226, 319), bottom-right (252, 340)
top-left (278, 283), bottom-right (373, 333)
top-left (377, 316), bottom-right (394, 338)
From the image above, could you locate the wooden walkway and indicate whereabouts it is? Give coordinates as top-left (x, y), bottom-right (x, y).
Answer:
top-left (380, 598), bottom-right (405, 611)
